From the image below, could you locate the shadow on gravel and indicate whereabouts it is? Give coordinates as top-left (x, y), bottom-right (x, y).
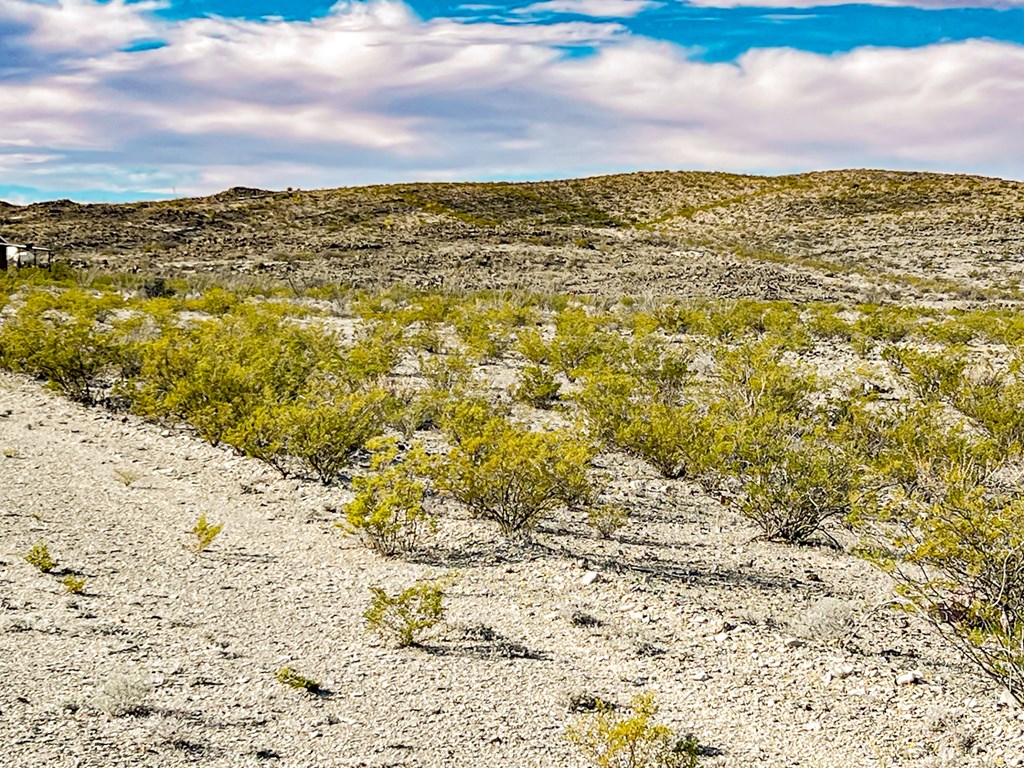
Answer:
top-left (419, 625), bottom-right (549, 661)
top-left (534, 540), bottom-right (805, 594)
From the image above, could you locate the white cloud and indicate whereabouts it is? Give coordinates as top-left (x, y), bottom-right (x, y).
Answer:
top-left (516, 0), bottom-right (663, 18)
top-left (1, 0), bottom-right (1023, 200)
top-left (684, 0), bottom-right (1024, 8)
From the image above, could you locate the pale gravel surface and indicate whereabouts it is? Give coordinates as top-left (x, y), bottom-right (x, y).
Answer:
top-left (3, 370), bottom-right (1024, 767)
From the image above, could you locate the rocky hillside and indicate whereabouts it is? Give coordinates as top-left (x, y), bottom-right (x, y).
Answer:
top-left (4, 170), bottom-right (1024, 302)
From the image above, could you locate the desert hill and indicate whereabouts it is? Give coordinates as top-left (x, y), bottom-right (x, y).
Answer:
top-left (4, 169), bottom-right (1024, 301)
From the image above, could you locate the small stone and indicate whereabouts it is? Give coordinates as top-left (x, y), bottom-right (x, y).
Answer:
top-left (784, 638), bottom-right (807, 649)
top-left (691, 670), bottom-right (710, 682)
top-left (896, 670), bottom-right (923, 686)
top-left (580, 571), bottom-right (599, 586)
top-left (832, 664), bottom-right (855, 680)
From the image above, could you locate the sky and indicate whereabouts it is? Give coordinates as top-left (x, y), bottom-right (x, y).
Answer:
top-left (1, 0), bottom-right (1022, 202)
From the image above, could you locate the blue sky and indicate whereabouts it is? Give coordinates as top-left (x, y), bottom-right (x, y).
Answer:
top-left (1, 0), bottom-right (1023, 202)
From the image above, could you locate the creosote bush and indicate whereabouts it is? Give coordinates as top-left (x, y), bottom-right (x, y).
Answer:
top-left (61, 573), bottom-right (87, 594)
top-left (340, 439), bottom-right (433, 556)
top-left (24, 541), bottom-right (56, 573)
top-left (862, 482), bottom-right (1024, 705)
top-left (435, 416), bottom-right (595, 536)
top-left (566, 691), bottom-right (700, 768)
top-left (364, 580), bottom-right (447, 647)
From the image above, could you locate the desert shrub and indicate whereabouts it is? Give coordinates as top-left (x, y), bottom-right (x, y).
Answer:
top-left (617, 401), bottom-right (731, 481)
top-left (339, 320), bottom-right (405, 384)
top-left (587, 503), bottom-right (628, 539)
top-left (275, 667), bottom-right (322, 693)
top-left (436, 394), bottom-right (510, 445)
top-left (853, 403), bottom-right (993, 503)
top-left (549, 305), bottom-right (615, 379)
top-left (24, 541), bottom-right (56, 573)
top-left (955, 360), bottom-right (1024, 458)
top-left (805, 304), bottom-right (854, 341)
top-left (575, 368), bottom-right (642, 446)
top-left (566, 691), bottom-right (700, 768)
top-left (513, 363), bottom-right (561, 409)
top-left (713, 341), bottom-right (816, 418)
top-left (731, 421), bottom-right (858, 543)
top-left (515, 327), bottom-right (552, 365)
top-left (0, 289), bottom-right (124, 404)
top-left (280, 390), bottom-right (391, 483)
top-left (853, 305), bottom-right (922, 345)
top-left (189, 513), bottom-right (223, 553)
top-left (435, 416), bottom-right (594, 535)
top-left (88, 672), bottom-right (152, 717)
top-left (183, 286), bottom-right (239, 315)
top-left (881, 345), bottom-right (967, 402)
top-left (451, 300), bottom-right (532, 361)
top-left (364, 580), bottom-right (446, 647)
top-left (61, 573), bottom-right (87, 594)
top-left (863, 484), bottom-right (1024, 704)
top-left (419, 351), bottom-right (476, 393)
top-left (130, 308), bottom-right (333, 444)
top-left (341, 439), bottom-right (433, 556)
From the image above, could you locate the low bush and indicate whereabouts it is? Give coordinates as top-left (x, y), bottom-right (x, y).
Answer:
top-left (586, 503), bottom-right (628, 539)
top-left (435, 417), bottom-right (594, 536)
top-left (275, 667), bottom-right (322, 693)
top-left (566, 691), bottom-right (700, 768)
top-left (882, 345), bottom-right (967, 403)
top-left (512, 363), bottom-right (561, 409)
top-left (189, 513), bottom-right (223, 553)
top-left (863, 483), bottom-right (1024, 705)
top-left (364, 580), bottom-right (447, 647)
top-left (24, 541), bottom-right (56, 573)
top-left (341, 439), bottom-right (434, 556)
top-left (731, 422), bottom-right (858, 544)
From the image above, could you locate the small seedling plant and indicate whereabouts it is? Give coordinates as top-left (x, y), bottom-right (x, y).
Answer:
top-left (24, 541), bottom-right (56, 573)
top-left (189, 513), bottom-right (223, 553)
top-left (275, 667), bottom-right (322, 694)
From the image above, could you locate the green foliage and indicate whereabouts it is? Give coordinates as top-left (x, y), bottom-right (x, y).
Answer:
top-left (364, 580), bottom-right (446, 647)
top-left (419, 351), bottom-right (475, 393)
top-left (0, 288), bottom-right (125, 404)
top-left (617, 401), bottom-right (730, 481)
top-left (566, 692), bottom-right (700, 768)
top-left (955, 359), bottom-right (1024, 458)
top-left (512, 363), bottom-right (561, 409)
top-left (24, 541), bottom-right (56, 573)
top-left (130, 307), bottom-right (334, 444)
top-left (731, 421), bottom-right (858, 543)
top-left (862, 484), bottom-right (1024, 704)
top-left (587, 503), bottom-right (628, 539)
top-left (713, 341), bottom-right (816, 417)
top-left (277, 390), bottom-right (390, 483)
top-left (340, 439), bottom-right (434, 556)
top-left (275, 667), bottom-right (322, 693)
top-left (436, 416), bottom-right (594, 535)
top-left (61, 573), bottom-right (87, 594)
top-left (882, 345), bottom-right (967, 402)
top-left (189, 513), bottom-right (223, 553)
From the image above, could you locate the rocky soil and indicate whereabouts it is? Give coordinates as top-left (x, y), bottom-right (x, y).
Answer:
top-left (3, 369), bottom-right (1024, 767)
top-left (4, 170), bottom-right (1024, 303)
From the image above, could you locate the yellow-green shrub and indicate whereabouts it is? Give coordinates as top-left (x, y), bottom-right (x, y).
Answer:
top-left (364, 580), bottom-right (446, 647)
top-left (435, 417), bottom-right (594, 535)
top-left (340, 439), bottom-right (433, 556)
top-left (566, 691), bottom-right (699, 768)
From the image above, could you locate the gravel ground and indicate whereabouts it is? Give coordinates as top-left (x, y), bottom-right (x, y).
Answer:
top-left (2, 370), bottom-right (1024, 767)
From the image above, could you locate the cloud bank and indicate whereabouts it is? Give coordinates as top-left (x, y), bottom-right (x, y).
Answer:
top-left (2, 0), bottom-right (1023, 200)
